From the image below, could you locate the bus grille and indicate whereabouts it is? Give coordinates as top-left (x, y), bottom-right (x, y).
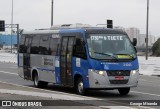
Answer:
top-left (107, 70), bottom-right (130, 76)
top-left (109, 80), bottom-right (129, 84)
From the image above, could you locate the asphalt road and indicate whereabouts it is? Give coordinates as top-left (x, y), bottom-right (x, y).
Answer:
top-left (0, 62), bottom-right (160, 109)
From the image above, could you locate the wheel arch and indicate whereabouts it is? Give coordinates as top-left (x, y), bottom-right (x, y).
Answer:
top-left (31, 67), bottom-right (39, 81)
top-left (74, 73), bottom-right (83, 87)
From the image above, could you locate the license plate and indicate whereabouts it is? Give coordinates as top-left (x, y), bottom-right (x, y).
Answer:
top-left (115, 76), bottom-right (124, 80)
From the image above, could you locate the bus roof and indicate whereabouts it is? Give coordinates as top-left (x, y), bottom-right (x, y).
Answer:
top-left (22, 30), bottom-right (59, 35)
top-left (22, 27), bottom-right (127, 35)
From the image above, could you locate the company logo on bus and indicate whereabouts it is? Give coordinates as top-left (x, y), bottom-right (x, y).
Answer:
top-left (123, 63), bottom-right (132, 67)
top-left (118, 71), bottom-right (122, 75)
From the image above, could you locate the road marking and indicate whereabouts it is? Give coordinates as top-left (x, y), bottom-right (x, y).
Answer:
top-left (131, 91), bottom-right (160, 97)
top-left (0, 71), bottom-right (18, 75)
top-left (142, 75), bottom-right (160, 79)
top-left (10, 67), bottom-right (18, 69)
top-left (140, 79), bottom-right (160, 86)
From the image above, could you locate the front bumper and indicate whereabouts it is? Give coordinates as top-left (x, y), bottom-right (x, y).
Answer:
top-left (88, 69), bottom-right (139, 89)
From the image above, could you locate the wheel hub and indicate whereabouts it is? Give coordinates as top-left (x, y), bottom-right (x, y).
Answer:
top-left (78, 82), bottom-right (83, 93)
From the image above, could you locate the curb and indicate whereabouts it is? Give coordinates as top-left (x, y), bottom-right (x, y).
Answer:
top-left (151, 75), bottom-right (160, 77)
top-left (0, 61), bottom-right (17, 64)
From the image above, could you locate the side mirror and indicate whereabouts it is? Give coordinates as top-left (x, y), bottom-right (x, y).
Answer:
top-left (132, 38), bottom-right (137, 46)
top-left (134, 47), bottom-right (137, 53)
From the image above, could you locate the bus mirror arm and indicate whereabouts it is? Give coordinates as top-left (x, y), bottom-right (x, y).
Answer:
top-left (134, 47), bottom-right (137, 53)
top-left (132, 38), bottom-right (137, 46)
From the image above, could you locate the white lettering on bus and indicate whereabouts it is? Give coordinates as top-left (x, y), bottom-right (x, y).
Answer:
top-left (91, 35), bottom-right (123, 41)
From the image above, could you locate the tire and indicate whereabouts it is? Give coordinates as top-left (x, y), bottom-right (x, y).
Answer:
top-left (118, 88), bottom-right (130, 95)
top-left (76, 77), bottom-right (88, 95)
top-left (33, 73), bottom-right (48, 88)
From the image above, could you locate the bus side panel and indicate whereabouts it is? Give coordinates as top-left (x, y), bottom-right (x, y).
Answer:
top-left (72, 57), bottom-right (89, 88)
top-left (18, 53), bottom-right (24, 78)
top-left (30, 54), bottom-right (56, 83)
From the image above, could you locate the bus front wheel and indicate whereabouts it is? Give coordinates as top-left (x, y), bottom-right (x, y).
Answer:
top-left (33, 73), bottom-right (48, 88)
top-left (118, 88), bottom-right (130, 95)
top-left (76, 77), bottom-right (88, 95)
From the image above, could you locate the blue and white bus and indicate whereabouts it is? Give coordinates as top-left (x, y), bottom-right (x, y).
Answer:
top-left (18, 24), bottom-right (139, 95)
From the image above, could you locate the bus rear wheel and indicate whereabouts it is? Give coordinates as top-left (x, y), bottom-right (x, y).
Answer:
top-left (118, 88), bottom-right (130, 95)
top-left (76, 77), bottom-right (88, 95)
top-left (33, 73), bottom-right (48, 88)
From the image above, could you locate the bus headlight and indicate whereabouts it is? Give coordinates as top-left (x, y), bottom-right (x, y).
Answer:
top-left (131, 69), bottom-right (139, 75)
top-left (99, 71), bottom-right (104, 75)
top-left (90, 69), bottom-right (105, 76)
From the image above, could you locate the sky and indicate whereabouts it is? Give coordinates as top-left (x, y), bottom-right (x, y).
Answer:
top-left (0, 0), bottom-right (160, 36)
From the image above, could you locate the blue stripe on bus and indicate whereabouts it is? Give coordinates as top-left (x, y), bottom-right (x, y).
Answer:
top-left (18, 66), bottom-right (54, 72)
top-left (37, 68), bottom-right (54, 72)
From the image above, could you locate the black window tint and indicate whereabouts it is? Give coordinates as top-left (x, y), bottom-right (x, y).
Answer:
top-left (49, 35), bottom-right (60, 55)
top-left (39, 35), bottom-right (50, 55)
top-left (31, 35), bottom-right (40, 54)
top-left (22, 35), bottom-right (33, 53)
top-left (19, 35), bottom-right (25, 53)
top-left (73, 37), bottom-right (87, 59)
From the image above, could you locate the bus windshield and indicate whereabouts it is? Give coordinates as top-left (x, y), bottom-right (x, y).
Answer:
top-left (86, 34), bottom-right (136, 60)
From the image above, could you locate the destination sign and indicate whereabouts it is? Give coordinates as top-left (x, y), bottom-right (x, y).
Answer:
top-left (91, 35), bottom-right (123, 41)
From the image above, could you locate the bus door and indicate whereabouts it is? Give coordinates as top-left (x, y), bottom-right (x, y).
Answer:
top-left (23, 36), bottom-right (32, 80)
top-left (60, 36), bottom-right (75, 86)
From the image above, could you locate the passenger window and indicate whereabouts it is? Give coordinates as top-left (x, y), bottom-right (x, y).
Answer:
top-left (39, 35), bottom-right (50, 55)
top-left (19, 35), bottom-right (25, 53)
top-left (23, 35), bottom-right (32, 53)
top-left (73, 37), bottom-right (87, 59)
top-left (49, 34), bottom-right (60, 55)
top-left (31, 35), bottom-right (40, 54)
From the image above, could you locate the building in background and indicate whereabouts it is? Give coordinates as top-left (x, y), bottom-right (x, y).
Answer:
top-left (148, 34), bottom-right (156, 46)
top-left (125, 27), bottom-right (140, 42)
top-left (114, 26), bottom-right (125, 31)
top-left (114, 26), bottom-right (157, 47)
top-left (138, 34), bottom-right (146, 47)
top-left (0, 34), bottom-right (17, 48)
top-left (135, 33), bottom-right (156, 47)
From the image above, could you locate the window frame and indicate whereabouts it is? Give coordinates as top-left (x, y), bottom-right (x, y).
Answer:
top-left (73, 36), bottom-right (87, 59)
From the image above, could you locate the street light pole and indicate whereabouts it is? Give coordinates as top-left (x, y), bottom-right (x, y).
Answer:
top-left (17, 24), bottom-right (19, 51)
top-left (11, 0), bottom-right (13, 53)
top-left (51, 0), bottom-right (54, 26)
top-left (146, 0), bottom-right (149, 60)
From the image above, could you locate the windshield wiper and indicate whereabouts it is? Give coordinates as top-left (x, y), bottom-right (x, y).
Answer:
top-left (114, 53), bottom-right (134, 59)
top-left (92, 52), bottom-right (119, 61)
